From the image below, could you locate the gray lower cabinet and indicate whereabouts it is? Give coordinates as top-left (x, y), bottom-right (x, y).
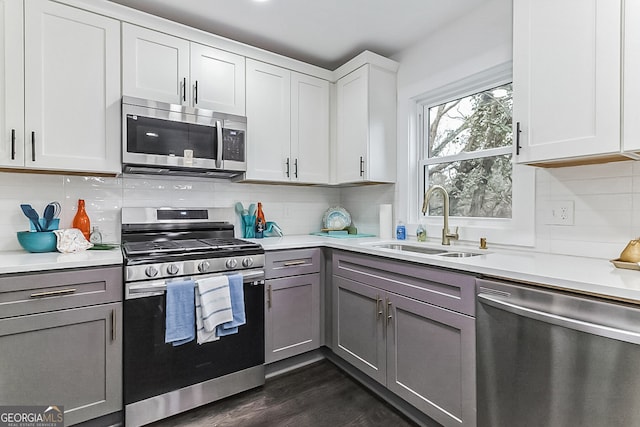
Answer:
top-left (265, 249), bottom-right (321, 364)
top-left (0, 266), bottom-right (123, 426)
top-left (332, 250), bottom-right (476, 427)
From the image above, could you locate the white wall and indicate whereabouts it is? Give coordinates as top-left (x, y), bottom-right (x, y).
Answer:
top-left (0, 172), bottom-right (339, 251)
top-left (536, 161), bottom-right (640, 259)
top-left (391, 0), bottom-right (513, 226)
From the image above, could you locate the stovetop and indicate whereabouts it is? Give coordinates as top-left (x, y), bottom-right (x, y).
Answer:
top-left (123, 238), bottom-right (261, 257)
top-left (121, 208), bottom-right (265, 281)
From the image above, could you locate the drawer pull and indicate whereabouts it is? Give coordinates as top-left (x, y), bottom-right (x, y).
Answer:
top-left (386, 298), bottom-right (392, 324)
top-left (283, 260), bottom-right (306, 267)
top-left (30, 288), bottom-right (77, 298)
top-left (376, 294), bottom-right (382, 319)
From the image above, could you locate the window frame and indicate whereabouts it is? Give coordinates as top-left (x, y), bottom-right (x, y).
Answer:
top-left (414, 62), bottom-right (535, 247)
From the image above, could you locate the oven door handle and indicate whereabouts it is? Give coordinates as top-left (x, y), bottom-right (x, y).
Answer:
top-left (478, 293), bottom-right (640, 345)
top-left (126, 269), bottom-right (265, 298)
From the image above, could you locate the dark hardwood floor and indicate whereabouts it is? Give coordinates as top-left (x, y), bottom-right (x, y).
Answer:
top-left (148, 359), bottom-right (419, 427)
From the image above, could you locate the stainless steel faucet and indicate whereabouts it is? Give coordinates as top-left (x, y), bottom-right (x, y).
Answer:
top-left (422, 185), bottom-right (459, 245)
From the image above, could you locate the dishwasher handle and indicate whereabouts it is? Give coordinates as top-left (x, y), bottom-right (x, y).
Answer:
top-left (478, 293), bottom-right (640, 345)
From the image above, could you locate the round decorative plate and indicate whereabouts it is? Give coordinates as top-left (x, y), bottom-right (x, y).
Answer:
top-left (322, 206), bottom-right (352, 230)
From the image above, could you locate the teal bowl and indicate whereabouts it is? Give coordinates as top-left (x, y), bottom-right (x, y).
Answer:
top-left (17, 231), bottom-right (58, 253)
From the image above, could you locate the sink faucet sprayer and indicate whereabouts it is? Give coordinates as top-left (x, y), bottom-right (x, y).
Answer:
top-left (422, 185), bottom-right (459, 245)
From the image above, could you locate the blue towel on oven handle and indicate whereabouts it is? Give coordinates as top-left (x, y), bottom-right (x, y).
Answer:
top-left (216, 273), bottom-right (246, 337)
top-left (165, 279), bottom-right (196, 346)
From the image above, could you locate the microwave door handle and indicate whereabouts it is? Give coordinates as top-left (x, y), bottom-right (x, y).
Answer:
top-left (216, 121), bottom-right (223, 169)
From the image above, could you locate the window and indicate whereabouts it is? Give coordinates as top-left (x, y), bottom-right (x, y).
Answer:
top-left (410, 63), bottom-right (534, 247)
top-left (421, 83), bottom-right (513, 218)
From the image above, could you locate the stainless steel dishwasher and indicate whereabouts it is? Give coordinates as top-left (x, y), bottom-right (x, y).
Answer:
top-left (476, 278), bottom-right (640, 427)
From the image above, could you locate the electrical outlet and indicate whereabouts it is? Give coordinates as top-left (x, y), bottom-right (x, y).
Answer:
top-left (546, 200), bottom-right (575, 225)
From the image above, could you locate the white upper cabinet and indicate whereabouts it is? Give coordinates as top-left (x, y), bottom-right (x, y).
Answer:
top-left (245, 59), bottom-right (329, 184)
top-left (291, 72), bottom-right (329, 184)
top-left (623, 1), bottom-right (640, 155)
top-left (336, 64), bottom-right (396, 184)
top-left (0, 0), bottom-right (24, 168)
top-left (122, 24), bottom-right (246, 115)
top-left (0, 0), bottom-right (120, 174)
top-left (122, 23), bottom-right (189, 105)
top-left (24, 0), bottom-right (121, 173)
top-left (513, 0), bottom-right (622, 165)
top-left (190, 42), bottom-right (245, 115)
top-left (246, 59), bottom-right (291, 182)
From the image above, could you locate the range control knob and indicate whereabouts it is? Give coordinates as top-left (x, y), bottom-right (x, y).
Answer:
top-left (198, 261), bottom-right (211, 273)
top-left (225, 259), bottom-right (238, 269)
top-left (242, 257), bottom-right (254, 268)
top-left (145, 266), bottom-right (158, 278)
top-left (166, 264), bottom-right (180, 275)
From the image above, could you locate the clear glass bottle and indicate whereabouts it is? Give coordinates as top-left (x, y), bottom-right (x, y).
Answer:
top-left (89, 226), bottom-right (103, 244)
top-left (72, 199), bottom-right (91, 241)
top-left (416, 223), bottom-right (427, 242)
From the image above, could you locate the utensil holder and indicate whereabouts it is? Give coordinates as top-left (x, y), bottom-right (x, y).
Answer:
top-left (30, 218), bottom-right (60, 232)
top-left (242, 215), bottom-right (256, 238)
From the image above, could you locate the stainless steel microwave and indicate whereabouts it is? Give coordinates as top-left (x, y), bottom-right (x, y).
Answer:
top-left (122, 96), bottom-right (247, 179)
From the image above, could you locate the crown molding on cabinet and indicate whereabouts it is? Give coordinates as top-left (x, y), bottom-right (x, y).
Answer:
top-left (52, 0), bottom-right (335, 81)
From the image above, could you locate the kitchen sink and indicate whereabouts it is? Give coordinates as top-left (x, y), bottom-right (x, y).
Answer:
top-left (371, 243), bottom-right (483, 258)
top-left (438, 251), bottom-right (481, 258)
top-left (372, 243), bottom-right (449, 255)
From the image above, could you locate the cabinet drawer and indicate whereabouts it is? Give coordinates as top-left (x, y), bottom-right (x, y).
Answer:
top-left (332, 250), bottom-right (475, 316)
top-left (265, 248), bottom-right (321, 279)
top-left (0, 266), bottom-right (122, 319)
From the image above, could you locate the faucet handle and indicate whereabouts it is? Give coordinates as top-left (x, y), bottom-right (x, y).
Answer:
top-left (447, 226), bottom-right (459, 240)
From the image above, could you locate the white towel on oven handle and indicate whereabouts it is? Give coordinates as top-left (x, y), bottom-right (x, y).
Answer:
top-left (195, 275), bottom-right (233, 344)
top-left (195, 291), bottom-right (218, 344)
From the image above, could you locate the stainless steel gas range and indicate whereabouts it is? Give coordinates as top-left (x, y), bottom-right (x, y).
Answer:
top-left (121, 207), bottom-right (265, 427)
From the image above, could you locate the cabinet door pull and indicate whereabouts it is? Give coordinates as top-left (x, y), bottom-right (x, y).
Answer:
top-left (267, 284), bottom-right (273, 309)
top-left (182, 77), bottom-right (186, 102)
top-left (376, 294), bottom-right (383, 319)
top-left (285, 157), bottom-right (290, 178)
top-left (30, 288), bottom-right (77, 298)
top-left (10, 129), bottom-right (15, 160)
top-left (283, 260), bottom-right (306, 267)
top-left (111, 309), bottom-right (117, 342)
top-left (386, 298), bottom-right (392, 324)
top-left (516, 121), bottom-right (522, 155)
top-left (194, 80), bottom-right (199, 104)
top-left (294, 158), bottom-right (298, 178)
top-left (359, 156), bottom-right (364, 177)
top-left (31, 131), bottom-right (35, 162)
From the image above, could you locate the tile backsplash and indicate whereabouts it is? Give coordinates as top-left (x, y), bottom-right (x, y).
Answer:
top-left (535, 161), bottom-right (640, 259)
top-left (0, 172), bottom-right (339, 251)
top-left (2, 160), bottom-right (640, 259)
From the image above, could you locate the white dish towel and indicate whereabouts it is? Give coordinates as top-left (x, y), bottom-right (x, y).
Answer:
top-left (195, 276), bottom-right (233, 344)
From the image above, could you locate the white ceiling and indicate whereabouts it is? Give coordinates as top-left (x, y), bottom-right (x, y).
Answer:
top-left (108, 0), bottom-right (491, 69)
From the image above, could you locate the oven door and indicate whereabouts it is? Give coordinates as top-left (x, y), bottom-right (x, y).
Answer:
top-left (123, 270), bottom-right (265, 405)
top-left (122, 102), bottom-right (222, 170)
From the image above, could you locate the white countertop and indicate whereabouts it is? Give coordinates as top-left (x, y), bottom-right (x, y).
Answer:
top-left (0, 248), bottom-right (123, 274)
top-left (254, 235), bottom-right (640, 304)
top-left (3, 235), bottom-right (640, 304)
